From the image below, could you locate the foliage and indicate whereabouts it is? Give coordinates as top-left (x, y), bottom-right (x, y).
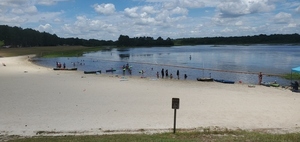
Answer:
top-left (8, 130), bottom-right (300, 142)
top-left (117, 35), bottom-right (174, 47)
top-left (282, 72), bottom-right (300, 80)
top-left (175, 34), bottom-right (300, 45)
top-left (1, 25), bottom-right (300, 49)
top-left (0, 40), bottom-right (4, 47)
top-left (0, 25), bottom-right (115, 47)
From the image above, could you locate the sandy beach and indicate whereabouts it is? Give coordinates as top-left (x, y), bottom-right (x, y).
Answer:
top-left (0, 55), bottom-right (300, 136)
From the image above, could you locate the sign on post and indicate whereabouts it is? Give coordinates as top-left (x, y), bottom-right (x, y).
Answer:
top-left (172, 98), bottom-right (180, 133)
top-left (172, 98), bottom-right (180, 109)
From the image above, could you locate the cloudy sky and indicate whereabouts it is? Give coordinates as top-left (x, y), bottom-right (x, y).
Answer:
top-left (0, 0), bottom-right (300, 40)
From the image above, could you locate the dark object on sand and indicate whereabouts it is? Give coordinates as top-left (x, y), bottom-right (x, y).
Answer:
top-left (106, 69), bottom-right (116, 72)
top-left (197, 78), bottom-right (213, 82)
top-left (53, 68), bottom-right (77, 71)
top-left (214, 79), bottom-right (235, 84)
top-left (84, 70), bottom-right (101, 74)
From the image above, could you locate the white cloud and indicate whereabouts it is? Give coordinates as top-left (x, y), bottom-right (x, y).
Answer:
top-left (273, 12), bottom-right (292, 24)
top-left (37, 0), bottom-right (69, 6)
top-left (11, 8), bottom-right (23, 14)
top-left (62, 16), bottom-right (118, 38)
top-left (171, 7), bottom-right (188, 15)
top-left (38, 24), bottom-right (52, 32)
top-left (0, 0), bottom-right (28, 7)
top-left (93, 3), bottom-right (115, 15)
top-left (24, 6), bottom-right (38, 14)
top-left (141, 6), bottom-right (157, 14)
top-left (217, 0), bottom-right (275, 18)
top-left (235, 21), bottom-right (243, 26)
top-left (296, 6), bottom-right (300, 13)
top-left (124, 7), bottom-right (139, 18)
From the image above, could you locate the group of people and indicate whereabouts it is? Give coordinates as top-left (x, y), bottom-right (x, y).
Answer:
top-left (157, 68), bottom-right (187, 80)
top-left (56, 62), bottom-right (66, 68)
top-left (122, 63), bottom-right (132, 75)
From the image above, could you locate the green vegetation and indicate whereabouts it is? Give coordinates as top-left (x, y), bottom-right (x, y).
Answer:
top-left (174, 34), bottom-right (300, 45)
top-left (1, 25), bottom-right (300, 49)
top-left (0, 46), bottom-right (105, 57)
top-left (7, 130), bottom-right (300, 142)
top-left (283, 72), bottom-right (300, 80)
top-left (0, 40), bottom-right (4, 47)
top-left (117, 35), bottom-right (174, 47)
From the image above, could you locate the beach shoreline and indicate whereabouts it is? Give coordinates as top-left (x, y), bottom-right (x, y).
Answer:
top-left (0, 55), bottom-right (300, 136)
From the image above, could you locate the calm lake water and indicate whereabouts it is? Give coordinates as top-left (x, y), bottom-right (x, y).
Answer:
top-left (33, 45), bottom-right (300, 86)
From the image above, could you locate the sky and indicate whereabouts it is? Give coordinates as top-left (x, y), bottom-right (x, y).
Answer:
top-left (0, 0), bottom-right (300, 41)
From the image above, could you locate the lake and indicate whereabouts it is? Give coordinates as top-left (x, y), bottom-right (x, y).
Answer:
top-left (33, 45), bottom-right (300, 86)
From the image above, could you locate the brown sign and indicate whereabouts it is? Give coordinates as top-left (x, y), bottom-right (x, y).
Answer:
top-left (172, 98), bottom-right (180, 109)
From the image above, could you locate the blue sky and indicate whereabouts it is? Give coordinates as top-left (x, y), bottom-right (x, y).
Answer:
top-left (0, 0), bottom-right (299, 40)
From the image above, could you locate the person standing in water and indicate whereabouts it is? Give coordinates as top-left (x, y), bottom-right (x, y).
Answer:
top-left (176, 70), bottom-right (180, 79)
top-left (258, 72), bottom-right (263, 85)
top-left (165, 69), bottom-right (169, 78)
top-left (161, 68), bottom-right (164, 78)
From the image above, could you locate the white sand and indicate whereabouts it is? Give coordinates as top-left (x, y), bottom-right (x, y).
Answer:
top-left (0, 55), bottom-right (300, 136)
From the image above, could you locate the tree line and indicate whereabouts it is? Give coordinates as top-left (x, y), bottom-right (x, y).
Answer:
top-left (0, 25), bottom-right (300, 48)
top-left (175, 34), bottom-right (300, 45)
top-left (0, 25), bottom-right (114, 47)
top-left (0, 25), bottom-right (173, 47)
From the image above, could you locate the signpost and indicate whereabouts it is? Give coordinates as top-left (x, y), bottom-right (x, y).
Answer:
top-left (172, 98), bottom-right (179, 133)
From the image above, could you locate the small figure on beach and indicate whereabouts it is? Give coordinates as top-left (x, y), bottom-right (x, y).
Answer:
top-left (140, 70), bottom-right (145, 78)
top-left (258, 72), bottom-right (263, 85)
top-left (176, 70), bottom-right (180, 79)
top-left (161, 68), bottom-right (164, 78)
top-left (63, 63), bottom-right (66, 69)
top-left (184, 74), bottom-right (187, 79)
top-left (128, 68), bottom-right (132, 75)
top-left (291, 81), bottom-right (298, 91)
top-left (123, 68), bottom-right (126, 75)
top-left (165, 69), bottom-right (169, 77)
top-left (156, 71), bottom-right (159, 78)
top-left (170, 74), bottom-right (173, 79)
top-left (57, 62), bottom-right (61, 68)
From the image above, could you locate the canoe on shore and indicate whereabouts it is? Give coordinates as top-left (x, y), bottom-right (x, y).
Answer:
top-left (106, 69), bottom-right (116, 72)
top-left (197, 78), bottom-right (214, 82)
top-left (261, 82), bottom-right (280, 87)
top-left (84, 70), bottom-right (101, 74)
top-left (53, 68), bottom-right (77, 71)
top-left (214, 79), bottom-right (235, 84)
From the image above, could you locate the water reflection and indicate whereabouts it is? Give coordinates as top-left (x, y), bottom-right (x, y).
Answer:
top-left (33, 45), bottom-right (300, 86)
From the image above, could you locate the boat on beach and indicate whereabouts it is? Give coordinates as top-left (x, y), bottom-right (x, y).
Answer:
top-left (53, 68), bottom-right (77, 71)
top-left (261, 82), bottom-right (280, 87)
top-left (197, 77), bottom-right (214, 82)
top-left (214, 79), bottom-right (235, 84)
top-left (106, 69), bottom-right (116, 72)
top-left (84, 70), bottom-right (101, 74)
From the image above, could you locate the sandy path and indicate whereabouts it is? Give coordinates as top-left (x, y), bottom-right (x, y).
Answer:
top-left (0, 55), bottom-right (300, 136)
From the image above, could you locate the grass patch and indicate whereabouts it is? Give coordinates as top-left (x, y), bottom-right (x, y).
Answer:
top-left (282, 72), bottom-right (300, 80)
top-left (7, 130), bottom-right (300, 142)
top-left (0, 46), bottom-right (110, 57)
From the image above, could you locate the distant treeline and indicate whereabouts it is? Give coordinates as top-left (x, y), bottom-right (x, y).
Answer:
top-left (0, 25), bottom-right (300, 48)
top-left (0, 25), bottom-right (114, 47)
top-left (175, 34), bottom-right (300, 45)
top-left (117, 35), bottom-right (174, 47)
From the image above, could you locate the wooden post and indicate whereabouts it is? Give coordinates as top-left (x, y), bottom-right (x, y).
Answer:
top-left (172, 98), bottom-right (179, 134)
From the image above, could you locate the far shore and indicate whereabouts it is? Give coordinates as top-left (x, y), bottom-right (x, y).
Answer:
top-left (0, 55), bottom-right (300, 136)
